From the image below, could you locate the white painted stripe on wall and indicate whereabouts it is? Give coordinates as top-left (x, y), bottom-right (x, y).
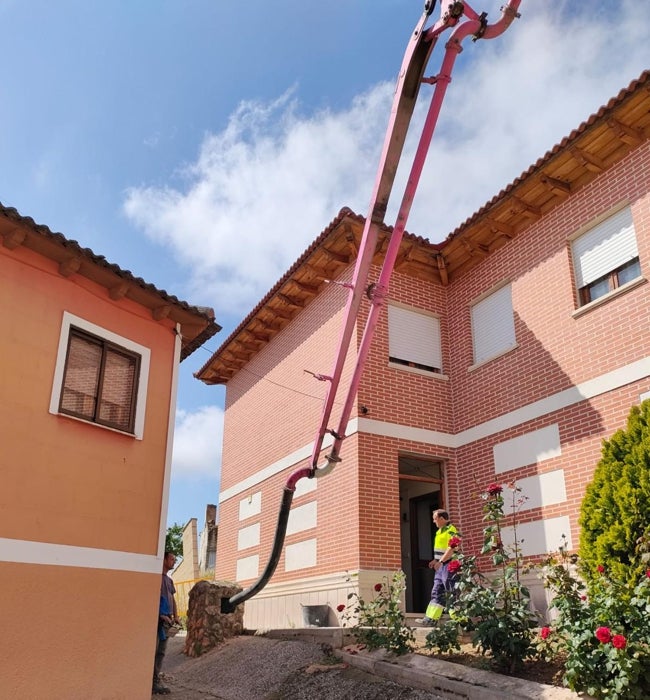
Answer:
top-left (237, 523), bottom-right (260, 550)
top-left (285, 538), bottom-right (317, 572)
top-left (501, 516), bottom-right (572, 557)
top-left (509, 470), bottom-right (567, 512)
top-left (493, 425), bottom-right (561, 474)
top-left (356, 418), bottom-right (457, 448)
top-left (457, 356), bottom-right (650, 446)
top-left (219, 357), bottom-right (650, 503)
top-left (238, 492), bottom-right (262, 521)
top-left (220, 430), bottom-right (338, 503)
top-left (286, 501), bottom-right (317, 536)
top-left (236, 554), bottom-right (259, 581)
top-left (0, 538), bottom-right (162, 574)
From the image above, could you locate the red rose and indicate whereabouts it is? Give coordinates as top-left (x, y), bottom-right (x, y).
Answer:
top-left (595, 626), bottom-right (611, 644)
top-left (611, 634), bottom-right (627, 650)
top-left (646, 569), bottom-right (650, 579)
top-left (447, 560), bottom-right (461, 574)
top-left (540, 626), bottom-right (551, 640)
top-left (448, 536), bottom-right (461, 548)
top-left (336, 604), bottom-right (346, 613)
top-left (597, 564), bottom-right (605, 574)
top-left (374, 583), bottom-right (382, 592)
top-left (486, 483), bottom-right (503, 496)
top-left (580, 595), bottom-right (587, 601)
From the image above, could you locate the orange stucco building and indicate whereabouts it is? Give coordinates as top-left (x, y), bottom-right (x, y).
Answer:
top-left (0, 207), bottom-right (219, 699)
top-left (197, 72), bottom-right (650, 630)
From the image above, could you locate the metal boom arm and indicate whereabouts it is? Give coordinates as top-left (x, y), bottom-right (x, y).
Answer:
top-left (226, 0), bottom-right (521, 612)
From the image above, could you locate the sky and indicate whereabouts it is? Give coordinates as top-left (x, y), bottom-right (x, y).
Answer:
top-left (1, 1), bottom-right (647, 530)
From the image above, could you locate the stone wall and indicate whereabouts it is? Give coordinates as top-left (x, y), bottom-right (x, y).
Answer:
top-left (184, 580), bottom-right (244, 657)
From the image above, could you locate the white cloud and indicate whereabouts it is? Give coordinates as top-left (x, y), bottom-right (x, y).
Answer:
top-left (124, 1), bottom-right (646, 314)
top-left (172, 405), bottom-right (223, 477)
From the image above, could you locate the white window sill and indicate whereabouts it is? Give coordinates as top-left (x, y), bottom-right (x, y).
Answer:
top-left (469, 343), bottom-right (519, 372)
top-left (387, 361), bottom-right (449, 381)
top-left (572, 276), bottom-right (646, 318)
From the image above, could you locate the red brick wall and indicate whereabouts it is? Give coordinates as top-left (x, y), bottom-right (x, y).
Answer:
top-left (217, 141), bottom-right (650, 585)
top-left (448, 143), bottom-right (650, 432)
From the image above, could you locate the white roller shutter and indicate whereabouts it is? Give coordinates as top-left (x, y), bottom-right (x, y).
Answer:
top-left (573, 207), bottom-right (638, 288)
top-left (471, 284), bottom-right (516, 365)
top-left (387, 305), bottom-right (442, 373)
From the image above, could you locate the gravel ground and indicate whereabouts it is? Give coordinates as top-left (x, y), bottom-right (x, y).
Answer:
top-left (154, 634), bottom-right (447, 700)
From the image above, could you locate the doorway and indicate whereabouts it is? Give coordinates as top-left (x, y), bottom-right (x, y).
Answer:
top-left (398, 455), bottom-right (444, 613)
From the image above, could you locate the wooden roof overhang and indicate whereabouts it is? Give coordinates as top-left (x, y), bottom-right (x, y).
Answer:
top-left (197, 70), bottom-right (650, 385)
top-left (0, 206), bottom-right (221, 360)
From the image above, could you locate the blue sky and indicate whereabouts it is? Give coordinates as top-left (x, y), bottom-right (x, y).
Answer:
top-left (2, 1), bottom-right (647, 530)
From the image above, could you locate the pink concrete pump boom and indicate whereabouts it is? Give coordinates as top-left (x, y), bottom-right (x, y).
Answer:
top-left (225, 0), bottom-right (521, 612)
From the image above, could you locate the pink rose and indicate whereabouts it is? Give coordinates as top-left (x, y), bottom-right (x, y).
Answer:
top-left (447, 560), bottom-right (461, 574)
top-left (595, 626), bottom-right (611, 644)
top-left (336, 604), bottom-right (346, 613)
top-left (646, 569), bottom-right (650, 579)
top-left (597, 564), bottom-right (605, 574)
top-left (540, 626), bottom-right (551, 640)
top-left (374, 583), bottom-right (382, 592)
top-left (611, 634), bottom-right (627, 650)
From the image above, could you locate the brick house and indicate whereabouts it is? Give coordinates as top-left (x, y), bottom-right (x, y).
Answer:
top-left (196, 71), bottom-right (650, 629)
top-left (0, 207), bottom-right (220, 699)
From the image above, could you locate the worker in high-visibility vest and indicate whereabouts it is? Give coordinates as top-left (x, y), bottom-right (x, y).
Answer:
top-left (415, 509), bottom-right (459, 626)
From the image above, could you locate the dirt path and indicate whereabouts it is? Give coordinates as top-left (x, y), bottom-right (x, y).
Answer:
top-left (154, 634), bottom-right (447, 700)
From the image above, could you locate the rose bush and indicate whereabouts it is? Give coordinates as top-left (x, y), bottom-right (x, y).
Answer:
top-left (540, 542), bottom-right (650, 699)
top-left (425, 483), bottom-right (538, 672)
top-left (339, 570), bottom-right (414, 656)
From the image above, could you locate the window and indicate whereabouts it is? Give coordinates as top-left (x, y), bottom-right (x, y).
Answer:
top-left (387, 305), bottom-right (442, 374)
top-left (471, 283), bottom-right (516, 365)
top-left (60, 329), bottom-right (140, 432)
top-left (50, 313), bottom-right (150, 438)
top-left (572, 206), bottom-right (641, 306)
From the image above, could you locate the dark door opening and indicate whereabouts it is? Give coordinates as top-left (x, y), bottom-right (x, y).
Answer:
top-left (409, 492), bottom-right (440, 612)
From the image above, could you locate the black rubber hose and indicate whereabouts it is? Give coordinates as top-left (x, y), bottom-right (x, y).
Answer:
top-left (222, 486), bottom-right (295, 613)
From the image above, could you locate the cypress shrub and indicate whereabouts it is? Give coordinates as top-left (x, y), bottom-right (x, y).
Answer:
top-left (578, 400), bottom-right (650, 586)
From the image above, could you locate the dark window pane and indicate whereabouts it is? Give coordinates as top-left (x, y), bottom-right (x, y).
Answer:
top-left (617, 257), bottom-right (641, 286)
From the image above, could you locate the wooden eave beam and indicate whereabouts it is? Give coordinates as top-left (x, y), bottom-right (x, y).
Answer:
top-left (277, 292), bottom-right (304, 308)
top-left (570, 146), bottom-right (606, 173)
top-left (394, 244), bottom-right (414, 270)
top-left (265, 304), bottom-right (293, 320)
top-left (59, 256), bottom-right (82, 277)
top-left (152, 305), bottom-right (172, 321)
top-left (289, 278), bottom-right (320, 295)
top-left (233, 338), bottom-right (257, 353)
top-left (1, 227), bottom-right (26, 250)
top-left (344, 224), bottom-right (359, 256)
top-left (539, 173), bottom-right (572, 196)
top-left (510, 196), bottom-right (541, 218)
top-left (435, 254), bottom-right (448, 286)
top-left (321, 247), bottom-right (349, 264)
top-left (461, 237), bottom-right (489, 257)
top-left (607, 117), bottom-right (644, 146)
top-left (242, 328), bottom-right (267, 344)
top-left (484, 217), bottom-right (514, 237)
top-left (109, 282), bottom-right (130, 300)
